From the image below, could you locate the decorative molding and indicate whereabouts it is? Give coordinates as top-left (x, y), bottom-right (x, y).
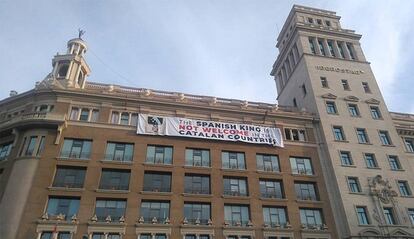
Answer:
top-left (365, 98), bottom-right (381, 105)
top-left (321, 93), bottom-right (337, 99)
top-left (343, 95), bottom-right (360, 102)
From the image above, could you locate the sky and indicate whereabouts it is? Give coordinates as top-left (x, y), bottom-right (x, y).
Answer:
top-left (0, 0), bottom-right (413, 113)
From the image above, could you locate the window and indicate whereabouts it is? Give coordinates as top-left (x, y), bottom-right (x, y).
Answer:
top-left (184, 174), bottom-right (210, 194)
top-left (185, 148), bottom-right (210, 167)
top-left (325, 20), bottom-right (331, 26)
top-left (41, 232), bottom-right (53, 239)
top-left (379, 131), bottom-right (392, 145)
top-left (24, 136), bottom-right (38, 156)
top-left (318, 40), bottom-right (325, 56)
top-left (143, 172), bottom-right (171, 192)
top-left (91, 109), bottom-right (100, 122)
top-left (316, 19), bottom-right (322, 25)
top-left (405, 138), bottom-right (414, 152)
top-left (362, 82), bottom-right (371, 93)
top-left (307, 18), bottom-right (313, 23)
top-left (308, 37), bottom-right (316, 54)
top-left (333, 126), bottom-right (345, 141)
top-left (370, 106), bottom-right (381, 119)
top-left (388, 156), bottom-right (402, 170)
top-left (260, 180), bottom-right (283, 198)
top-left (301, 84), bottom-right (307, 96)
top-left (383, 208), bottom-right (396, 225)
top-left (364, 153), bottom-right (378, 168)
top-left (348, 104), bottom-right (359, 117)
top-left (184, 203), bottom-right (210, 225)
top-left (37, 136), bottom-right (46, 156)
top-left (46, 197), bottom-right (80, 220)
top-left (256, 154), bottom-right (280, 172)
top-left (222, 151), bottom-right (245, 170)
top-left (327, 40), bottom-right (335, 57)
top-left (341, 79), bottom-right (350, 90)
top-left (52, 166), bottom-right (86, 188)
top-left (263, 207), bottom-right (287, 227)
top-left (408, 209), bottom-right (414, 225)
top-left (130, 113), bottom-right (138, 126)
top-left (338, 42), bottom-right (345, 58)
top-left (79, 109), bottom-right (90, 121)
top-left (60, 138), bottom-right (92, 159)
top-left (284, 128), bottom-right (306, 141)
top-left (185, 235), bottom-right (210, 239)
top-left (356, 207), bottom-right (370, 225)
top-left (99, 169), bottom-right (130, 190)
top-left (293, 98), bottom-right (297, 107)
top-left (0, 142), bottom-right (12, 161)
top-left (347, 177), bottom-right (361, 193)
top-left (105, 142), bottom-right (134, 162)
top-left (326, 101), bottom-right (337, 114)
top-left (70, 107), bottom-right (99, 122)
top-left (140, 235), bottom-right (166, 239)
top-left (295, 182), bottom-right (318, 200)
top-left (320, 77), bottom-right (329, 88)
top-left (120, 112), bottom-right (129, 125)
top-left (146, 145), bottom-right (173, 164)
top-left (57, 64), bottom-right (69, 77)
top-left (70, 107), bottom-right (79, 120)
top-left (398, 181), bottom-right (411, 196)
top-left (346, 43), bottom-right (356, 60)
top-left (140, 201), bottom-right (170, 223)
top-left (300, 208), bottom-right (323, 226)
top-left (340, 151), bottom-right (353, 166)
top-left (224, 177), bottom-right (248, 196)
top-left (95, 199), bottom-right (126, 221)
top-left (224, 205), bottom-right (250, 226)
top-left (356, 128), bottom-right (369, 143)
top-left (290, 157), bottom-right (313, 175)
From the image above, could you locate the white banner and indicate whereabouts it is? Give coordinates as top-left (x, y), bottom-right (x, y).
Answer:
top-left (137, 114), bottom-right (284, 147)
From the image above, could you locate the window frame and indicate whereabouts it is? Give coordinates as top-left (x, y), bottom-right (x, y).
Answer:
top-left (326, 101), bottom-right (338, 114)
top-left (364, 153), bottom-right (378, 169)
top-left (355, 206), bottom-right (370, 225)
top-left (332, 126), bottom-right (346, 141)
top-left (146, 145), bottom-right (173, 165)
top-left (347, 177), bottom-right (362, 193)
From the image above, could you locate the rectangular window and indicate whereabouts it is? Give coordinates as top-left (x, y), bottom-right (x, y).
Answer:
top-left (36, 136), bottom-right (46, 156)
top-left (52, 166), bottom-right (86, 188)
top-left (224, 204), bottom-right (250, 226)
top-left (260, 180), bottom-right (283, 199)
top-left (69, 107), bottom-right (79, 120)
top-left (346, 43), bottom-right (356, 60)
top-left (318, 39), bottom-right (326, 56)
top-left (224, 177), bottom-right (248, 196)
top-left (111, 111), bottom-right (120, 124)
top-left (388, 156), bottom-right (402, 170)
top-left (105, 142), bottom-right (134, 162)
top-left (0, 142), bottom-right (12, 161)
top-left (347, 177), bottom-right (361, 193)
top-left (143, 172), bottom-right (172, 192)
top-left (284, 128), bottom-right (306, 142)
top-left (46, 196), bottom-right (80, 220)
top-left (146, 145), bottom-right (173, 164)
top-left (327, 40), bottom-right (335, 57)
top-left (333, 126), bottom-right (345, 141)
top-left (295, 182), bottom-right (318, 200)
top-left (320, 77), bottom-right (329, 88)
top-left (370, 106), bottom-right (381, 119)
top-left (398, 180), bottom-right (412, 196)
top-left (140, 201), bottom-right (170, 223)
top-left (325, 20), bottom-right (331, 26)
top-left (348, 104), bottom-right (359, 117)
top-left (60, 138), bottom-right (92, 159)
top-left (185, 148), bottom-right (210, 167)
top-left (308, 37), bottom-right (316, 54)
top-left (379, 131), bottom-right (392, 145)
top-left (383, 208), bottom-right (396, 225)
top-left (356, 128), bottom-right (369, 144)
top-left (256, 154), bottom-right (280, 172)
top-left (340, 151), bottom-right (353, 166)
top-left (79, 109), bottom-right (90, 121)
top-left (341, 79), bottom-right (350, 90)
top-left (364, 153), bottom-right (378, 168)
top-left (316, 19), bottom-right (322, 25)
top-left (24, 136), bottom-right (38, 156)
top-left (356, 207), bottom-right (370, 225)
top-left (362, 82), bottom-right (371, 93)
top-left (41, 232), bottom-right (53, 239)
top-left (326, 101), bottom-right (337, 114)
top-left (307, 18), bottom-right (313, 23)
top-left (99, 169), bottom-right (130, 190)
top-left (299, 208), bottom-right (323, 226)
top-left (131, 113), bottom-right (138, 126)
top-left (405, 138), bottom-right (414, 152)
top-left (338, 42), bottom-right (345, 58)
top-left (408, 209), bottom-right (414, 225)
top-left (293, 98), bottom-right (297, 107)
top-left (263, 207), bottom-right (287, 227)
top-left (91, 109), bottom-right (100, 122)
top-left (222, 151), bottom-right (245, 170)
top-left (119, 112), bottom-right (129, 125)
top-left (95, 199), bottom-right (126, 221)
top-left (290, 157), bottom-right (313, 175)
top-left (184, 203), bottom-right (210, 225)
top-left (184, 174), bottom-right (210, 194)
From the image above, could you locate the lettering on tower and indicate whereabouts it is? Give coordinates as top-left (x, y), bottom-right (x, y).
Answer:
top-left (315, 65), bottom-right (364, 75)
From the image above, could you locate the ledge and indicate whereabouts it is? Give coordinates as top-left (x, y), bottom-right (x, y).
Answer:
top-left (48, 187), bottom-right (84, 192)
top-left (95, 189), bottom-right (130, 194)
top-left (100, 160), bottom-right (133, 165)
top-left (222, 195), bottom-right (250, 199)
top-left (295, 199), bottom-right (323, 204)
top-left (143, 163), bottom-right (174, 168)
top-left (182, 193), bottom-right (212, 198)
top-left (260, 197), bottom-right (287, 202)
top-left (141, 191), bottom-right (172, 195)
top-left (56, 157), bottom-right (90, 163)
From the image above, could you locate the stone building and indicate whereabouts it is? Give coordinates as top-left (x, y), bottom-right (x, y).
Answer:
top-left (271, 5), bottom-right (414, 239)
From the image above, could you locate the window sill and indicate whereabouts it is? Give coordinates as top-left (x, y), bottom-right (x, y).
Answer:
top-left (366, 167), bottom-right (381, 170)
top-left (341, 164), bottom-right (356, 168)
top-left (48, 186), bottom-right (85, 192)
top-left (141, 191), bottom-right (172, 195)
top-left (143, 163), bottom-right (173, 168)
top-left (183, 165), bottom-right (211, 170)
top-left (291, 173), bottom-right (317, 178)
top-left (400, 195), bottom-right (414, 198)
top-left (390, 169), bottom-right (405, 172)
top-left (358, 142), bottom-right (372, 145)
top-left (182, 193), bottom-right (212, 198)
top-left (260, 197), bottom-right (287, 202)
top-left (334, 140), bottom-right (349, 143)
top-left (381, 144), bottom-right (395, 147)
top-left (100, 160), bottom-right (133, 165)
top-left (256, 170), bottom-right (281, 175)
top-left (405, 151), bottom-right (414, 154)
top-left (222, 195), bottom-right (249, 199)
top-left (372, 118), bottom-right (383, 120)
top-left (56, 157), bottom-right (90, 162)
top-left (16, 155), bottom-right (41, 160)
top-left (349, 192), bottom-right (365, 195)
top-left (358, 224), bottom-right (375, 227)
top-left (221, 168), bottom-right (246, 172)
top-left (96, 189), bottom-right (130, 194)
top-left (295, 199), bottom-right (322, 204)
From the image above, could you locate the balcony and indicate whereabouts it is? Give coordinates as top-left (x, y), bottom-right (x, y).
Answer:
top-left (0, 112), bottom-right (65, 131)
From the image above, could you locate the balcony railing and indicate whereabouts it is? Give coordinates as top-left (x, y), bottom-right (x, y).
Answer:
top-left (264, 221), bottom-right (289, 228)
top-left (224, 220), bottom-right (251, 227)
top-left (185, 218), bottom-right (210, 225)
top-left (0, 112), bottom-right (65, 129)
top-left (223, 190), bottom-right (248, 197)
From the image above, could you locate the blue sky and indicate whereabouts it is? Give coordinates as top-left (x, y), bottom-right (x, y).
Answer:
top-left (1, 0), bottom-right (413, 113)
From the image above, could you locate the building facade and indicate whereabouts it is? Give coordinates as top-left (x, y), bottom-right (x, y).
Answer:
top-left (271, 5), bottom-right (414, 239)
top-left (0, 37), bottom-right (338, 239)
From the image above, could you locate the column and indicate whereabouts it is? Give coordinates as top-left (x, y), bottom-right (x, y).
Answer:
top-left (332, 41), bottom-right (341, 58)
top-left (52, 231), bottom-right (58, 239)
top-left (88, 233), bottom-right (93, 239)
top-left (312, 38), bottom-right (321, 55)
top-left (104, 232), bottom-right (109, 239)
top-left (36, 232), bottom-right (42, 239)
top-left (322, 39), bottom-right (331, 57)
top-left (339, 41), bottom-right (351, 59)
top-left (196, 234), bottom-right (200, 239)
top-left (151, 233), bottom-right (156, 239)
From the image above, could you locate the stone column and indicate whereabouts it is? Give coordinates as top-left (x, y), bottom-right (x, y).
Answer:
top-left (104, 232), bottom-right (109, 239)
top-left (312, 38), bottom-right (321, 55)
top-left (88, 233), bottom-right (93, 239)
top-left (322, 39), bottom-right (331, 57)
top-left (332, 41), bottom-right (341, 58)
top-left (339, 41), bottom-right (351, 59)
top-left (36, 232), bottom-right (42, 239)
top-left (151, 233), bottom-right (156, 239)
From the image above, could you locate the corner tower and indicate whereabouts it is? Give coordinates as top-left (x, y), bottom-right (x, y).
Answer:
top-left (272, 5), bottom-right (414, 238)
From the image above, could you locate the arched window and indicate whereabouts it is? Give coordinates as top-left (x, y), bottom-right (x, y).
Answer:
top-left (77, 70), bottom-right (84, 85)
top-left (57, 64), bottom-right (69, 78)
